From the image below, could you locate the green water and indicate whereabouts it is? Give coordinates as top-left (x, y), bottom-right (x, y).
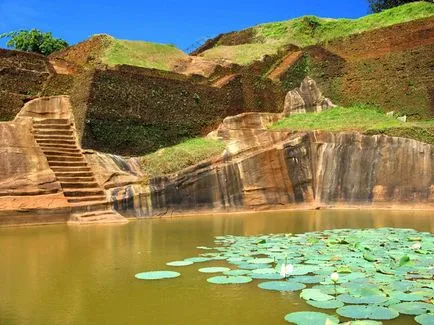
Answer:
top-left (0, 209), bottom-right (433, 325)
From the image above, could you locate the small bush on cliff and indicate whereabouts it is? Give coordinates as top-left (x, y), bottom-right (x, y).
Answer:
top-left (0, 29), bottom-right (68, 55)
top-left (140, 138), bottom-right (226, 178)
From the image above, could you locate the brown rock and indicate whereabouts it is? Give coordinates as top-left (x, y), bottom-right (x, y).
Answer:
top-left (283, 76), bottom-right (335, 116)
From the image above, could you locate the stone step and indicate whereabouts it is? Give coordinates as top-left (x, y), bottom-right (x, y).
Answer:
top-left (33, 119), bottom-right (70, 125)
top-left (68, 211), bottom-right (127, 224)
top-left (37, 140), bottom-right (77, 146)
top-left (43, 150), bottom-right (82, 157)
top-left (33, 124), bottom-right (71, 130)
top-left (57, 176), bottom-right (96, 182)
top-left (61, 181), bottom-right (100, 189)
top-left (67, 195), bottom-right (107, 203)
top-left (49, 161), bottom-right (88, 167)
top-left (51, 166), bottom-right (92, 173)
top-left (35, 135), bottom-right (75, 141)
top-left (55, 171), bottom-right (94, 177)
top-left (70, 201), bottom-right (109, 210)
top-left (64, 188), bottom-right (105, 197)
top-left (39, 144), bottom-right (80, 152)
top-left (46, 155), bottom-right (85, 162)
top-left (34, 129), bottom-right (74, 136)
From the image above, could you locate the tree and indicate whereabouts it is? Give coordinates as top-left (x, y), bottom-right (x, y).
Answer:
top-left (0, 29), bottom-right (68, 55)
top-left (368, 0), bottom-right (432, 13)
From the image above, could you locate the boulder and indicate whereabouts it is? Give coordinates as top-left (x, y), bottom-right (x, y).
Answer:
top-left (283, 76), bottom-right (335, 116)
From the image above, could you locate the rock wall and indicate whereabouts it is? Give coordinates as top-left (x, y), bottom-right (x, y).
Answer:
top-left (89, 130), bottom-right (433, 217)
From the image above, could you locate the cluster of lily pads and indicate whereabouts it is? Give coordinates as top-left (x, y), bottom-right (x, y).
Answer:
top-left (135, 228), bottom-right (434, 324)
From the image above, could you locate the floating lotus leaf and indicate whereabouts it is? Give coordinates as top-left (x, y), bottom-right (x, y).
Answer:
top-left (292, 275), bottom-right (325, 284)
top-left (166, 260), bottom-right (194, 267)
top-left (207, 275), bottom-right (252, 284)
top-left (197, 246), bottom-right (213, 250)
top-left (390, 302), bottom-right (434, 315)
top-left (251, 273), bottom-right (285, 280)
top-left (184, 257), bottom-right (212, 263)
top-left (306, 299), bottom-right (344, 309)
top-left (238, 263), bottom-right (270, 270)
top-left (336, 305), bottom-right (399, 320)
top-left (223, 269), bottom-right (251, 276)
top-left (247, 258), bottom-right (274, 264)
top-left (300, 289), bottom-right (334, 301)
top-left (251, 268), bottom-right (277, 274)
top-left (345, 321), bottom-right (383, 325)
top-left (198, 267), bottom-right (230, 273)
top-left (134, 271), bottom-right (180, 280)
top-left (389, 292), bottom-right (427, 302)
top-left (312, 284), bottom-right (348, 295)
top-left (258, 281), bottom-right (306, 292)
top-left (284, 311), bottom-right (339, 325)
top-left (415, 314), bottom-right (434, 325)
top-left (337, 293), bottom-right (388, 305)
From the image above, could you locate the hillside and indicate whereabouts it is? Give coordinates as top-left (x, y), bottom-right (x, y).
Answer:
top-left (198, 2), bottom-right (434, 65)
top-left (51, 34), bottom-right (188, 70)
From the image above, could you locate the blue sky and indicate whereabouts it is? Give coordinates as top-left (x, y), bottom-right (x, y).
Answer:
top-left (0, 0), bottom-right (369, 51)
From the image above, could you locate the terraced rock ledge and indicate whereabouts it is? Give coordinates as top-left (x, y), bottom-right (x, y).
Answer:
top-left (0, 96), bottom-right (127, 225)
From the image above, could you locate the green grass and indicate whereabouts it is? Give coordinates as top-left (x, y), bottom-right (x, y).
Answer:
top-left (202, 2), bottom-right (434, 65)
top-left (102, 38), bottom-right (187, 70)
top-left (200, 43), bottom-right (284, 65)
top-left (257, 2), bottom-right (434, 47)
top-left (270, 105), bottom-right (434, 144)
top-left (140, 138), bottom-right (226, 179)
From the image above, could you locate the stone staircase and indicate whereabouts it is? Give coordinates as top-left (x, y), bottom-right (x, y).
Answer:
top-left (33, 118), bottom-right (127, 224)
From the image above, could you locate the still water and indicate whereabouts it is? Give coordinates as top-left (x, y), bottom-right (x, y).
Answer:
top-left (0, 209), bottom-right (433, 325)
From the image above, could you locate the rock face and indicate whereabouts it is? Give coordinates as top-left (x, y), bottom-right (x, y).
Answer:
top-left (0, 96), bottom-right (127, 225)
top-left (89, 129), bottom-right (433, 217)
top-left (0, 118), bottom-right (62, 197)
top-left (283, 77), bottom-right (335, 116)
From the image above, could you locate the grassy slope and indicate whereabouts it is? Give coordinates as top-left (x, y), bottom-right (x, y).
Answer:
top-left (140, 138), bottom-right (226, 178)
top-left (101, 38), bottom-right (187, 70)
top-left (201, 2), bottom-right (434, 65)
top-left (270, 105), bottom-right (434, 144)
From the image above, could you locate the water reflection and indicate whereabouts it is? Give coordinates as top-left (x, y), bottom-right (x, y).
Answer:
top-left (0, 209), bottom-right (432, 325)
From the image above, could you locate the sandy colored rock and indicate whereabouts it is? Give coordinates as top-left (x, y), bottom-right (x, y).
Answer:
top-left (0, 118), bottom-right (62, 198)
top-left (283, 76), bottom-right (335, 116)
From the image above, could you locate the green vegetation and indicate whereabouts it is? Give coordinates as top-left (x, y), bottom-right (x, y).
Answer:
top-left (200, 43), bottom-right (282, 65)
top-left (368, 0), bottom-right (432, 13)
top-left (270, 105), bottom-right (434, 144)
top-left (202, 2), bottom-right (434, 65)
top-left (140, 138), bottom-right (226, 178)
top-left (101, 38), bottom-right (186, 70)
top-left (0, 29), bottom-right (68, 55)
top-left (257, 2), bottom-right (434, 46)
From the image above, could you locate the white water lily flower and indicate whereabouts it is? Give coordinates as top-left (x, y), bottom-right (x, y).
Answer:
top-left (279, 263), bottom-right (294, 278)
top-left (411, 242), bottom-right (421, 250)
top-left (280, 264), bottom-right (286, 277)
top-left (285, 264), bottom-right (294, 274)
top-left (331, 272), bottom-right (339, 283)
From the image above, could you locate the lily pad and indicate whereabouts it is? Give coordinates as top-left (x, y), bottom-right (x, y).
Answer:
top-left (258, 281), bottom-right (306, 292)
top-left (166, 261), bottom-right (193, 267)
top-left (337, 293), bottom-right (388, 305)
top-left (336, 305), bottom-right (399, 320)
top-left (207, 275), bottom-right (252, 284)
top-left (390, 302), bottom-right (434, 315)
top-left (415, 314), bottom-right (434, 325)
top-left (135, 271), bottom-right (180, 280)
top-left (284, 311), bottom-right (339, 324)
top-left (300, 289), bottom-right (334, 302)
top-left (198, 267), bottom-right (231, 273)
top-left (306, 299), bottom-right (344, 309)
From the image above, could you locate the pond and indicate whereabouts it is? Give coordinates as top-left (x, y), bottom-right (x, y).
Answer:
top-left (0, 209), bottom-right (433, 325)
